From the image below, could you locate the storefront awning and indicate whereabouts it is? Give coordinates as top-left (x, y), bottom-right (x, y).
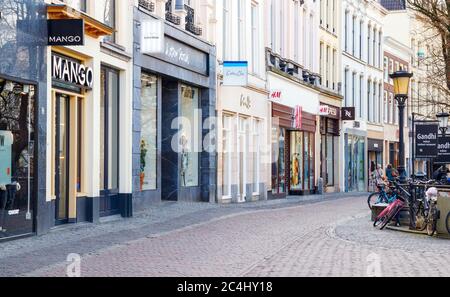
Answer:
top-left (47, 4), bottom-right (114, 38)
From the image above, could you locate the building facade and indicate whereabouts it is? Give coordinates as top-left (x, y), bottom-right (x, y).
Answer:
top-left (319, 0), bottom-right (343, 193)
top-left (0, 0), bottom-right (48, 240)
top-left (341, 0), bottom-right (386, 192)
top-left (266, 0), bottom-right (321, 198)
top-left (45, 0), bottom-right (134, 225)
top-left (214, 0), bottom-right (269, 203)
top-left (132, 0), bottom-right (217, 206)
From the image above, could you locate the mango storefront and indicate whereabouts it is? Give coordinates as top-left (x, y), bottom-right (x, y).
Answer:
top-left (45, 4), bottom-right (133, 228)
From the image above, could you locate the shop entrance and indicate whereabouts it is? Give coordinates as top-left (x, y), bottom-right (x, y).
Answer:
top-left (54, 93), bottom-right (69, 224)
top-left (99, 67), bottom-right (120, 217)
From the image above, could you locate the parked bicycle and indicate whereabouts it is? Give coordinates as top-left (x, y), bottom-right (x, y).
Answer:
top-left (412, 180), bottom-right (435, 232)
top-left (424, 187), bottom-right (439, 236)
top-left (373, 182), bottom-right (411, 230)
top-left (367, 183), bottom-right (397, 210)
top-left (446, 211), bottom-right (450, 235)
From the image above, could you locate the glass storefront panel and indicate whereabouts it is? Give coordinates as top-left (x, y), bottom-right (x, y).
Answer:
top-left (222, 115), bottom-right (233, 197)
top-left (0, 79), bottom-right (35, 239)
top-left (100, 68), bottom-right (119, 191)
top-left (321, 134), bottom-right (336, 186)
top-left (180, 85), bottom-right (199, 187)
top-left (252, 119), bottom-right (261, 193)
top-left (271, 126), bottom-right (286, 195)
top-left (290, 131), bottom-right (304, 190)
top-left (345, 134), bottom-right (366, 192)
top-left (140, 74), bottom-right (157, 191)
top-left (99, 67), bottom-right (120, 216)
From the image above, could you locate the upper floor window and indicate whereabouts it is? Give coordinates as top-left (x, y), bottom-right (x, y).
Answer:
top-left (64, 0), bottom-right (87, 12)
top-left (98, 0), bottom-right (116, 43)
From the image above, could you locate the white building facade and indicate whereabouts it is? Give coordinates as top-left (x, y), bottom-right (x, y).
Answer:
top-left (266, 0), bottom-right (322, 198)
top-left (215, 0), bottom-right (269, 203)
top-left (341, 0), bottom-right (386, 192)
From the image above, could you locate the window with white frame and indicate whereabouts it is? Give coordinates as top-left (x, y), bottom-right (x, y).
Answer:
top-left (238, 0), bottom-right (246, 60)
top-left (223, 0), bottom-right (230, 60)
top-left (384, 91), bottom-right (388, 123)
top-left (367, 25), bottom-right (371, 64)
top-left (352, 16), bottom-right (356, 56)
top-left (384, 57), bottom-right (389, 82)
top-left (359, 75), bottom-right (363, 118)
top-left (251, 3), bottom-right (259, 74)
top-left (222, 114), bottom-right (233, 198)
top-left (64, 0), bottom-right (87, 12)
top-left (344, 11), bottom-right (348, 52)
top-left (294, 1), bottom-right (300, 62)
top-left (367, 80), bottom-right (372, 122)
top-left (252, 119), bottom-right (262, 194)
top-left (309, 13), bottom-right (314, 69)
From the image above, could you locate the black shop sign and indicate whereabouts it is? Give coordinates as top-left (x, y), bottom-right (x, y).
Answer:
top-left (341, 107), bottom-right (355, 121)
top-left (415, 123), bottom-right (438, 158)
top-left (52, 53), bottom-right (93, 91)
top-left (47, 19), bottom-right (85, 46)
top-left (436, 134), bottom-right (450, 164)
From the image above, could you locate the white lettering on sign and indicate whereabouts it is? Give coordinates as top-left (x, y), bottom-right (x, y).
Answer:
top-left (165, 45), bottom-right (190, 65)
top-left (49, 36), bottom-right (82, 44)
top-left (417, 133), bottom-right (437, 140)
top-left (8, 209), bottom-right (19, 216)
top-left (52, 55), bottom-right (93, 88)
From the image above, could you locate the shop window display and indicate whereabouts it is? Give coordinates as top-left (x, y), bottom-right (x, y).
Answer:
top-left (0, 79), bottom-right (35, 239)
top-left (140, 74), bottom-right (158, 191)
top-left (180, 85), bottom-right (199, 187)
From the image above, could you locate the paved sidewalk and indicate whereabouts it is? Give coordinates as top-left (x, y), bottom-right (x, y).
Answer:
top-left (0, 192), bottom-right (366, 276)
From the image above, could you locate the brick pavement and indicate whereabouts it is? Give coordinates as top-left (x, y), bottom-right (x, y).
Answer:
top-left (3, 192), bottom-right (449, 277)
top-left (25, 196), bottom-right (368, 276)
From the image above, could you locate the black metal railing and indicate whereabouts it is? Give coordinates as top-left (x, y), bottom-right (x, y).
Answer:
top-left (165, 0), bottom-right (181, 25)
top-left (184, 4), bottom-right (202, 36)
top-left (166, 11), bottom-right (181, 25)
top-left (139, 0), bottom-right (155, 12)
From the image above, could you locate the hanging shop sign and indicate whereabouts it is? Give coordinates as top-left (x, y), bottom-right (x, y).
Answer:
top-left (51, 53), bottom-right (93, 90)
top-left (415, 122), bottom-right (438, 158)
top-left (140, 18), bottom-right (164, 54)
top-left (436, 134), bottom-right (450, 164)
top-left (319, 104), bottom-right (339, 119)
top-left (368, 139), bottom-right (383, 153)
top-left (47, 19), bottom-right (85, 46)
top-left (223, 61), bottom-right (248, 86)
top-left (293, 106), bottom-right (303, 129)
top-left (341, 107), bottom-right (356, 121)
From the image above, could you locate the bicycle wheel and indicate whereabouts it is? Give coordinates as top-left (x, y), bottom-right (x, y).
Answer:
top-left (446, 212), bottom-right (450, 235)
top-left (373, 215), bottom-right (387, 228)
top-left (380, 205), bottom-right (401, 230)
top-left (415, 203), bottom-right (427, 232)
top-left (426, 207), bottom-right (437, 237)
top-left (368, 192), bottom-right (382, 210)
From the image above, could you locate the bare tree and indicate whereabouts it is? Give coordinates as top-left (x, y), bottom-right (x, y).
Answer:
top-left (406, 1), bottom-right (450, 117)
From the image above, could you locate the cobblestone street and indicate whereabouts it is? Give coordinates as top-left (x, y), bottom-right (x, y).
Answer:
top-left (1, 193), bottom-right (450, 277)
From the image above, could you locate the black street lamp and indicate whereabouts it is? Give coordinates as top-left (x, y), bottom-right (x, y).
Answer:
top-left (436, 110), bottom-right (449, 135)
top-left (390, 70), bottom-right (413, 184)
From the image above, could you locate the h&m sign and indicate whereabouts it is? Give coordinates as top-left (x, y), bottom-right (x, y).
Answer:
top-left (52, 54), bottom-right (93, 90)
top-left (47, 19), bottom-right (85, 46)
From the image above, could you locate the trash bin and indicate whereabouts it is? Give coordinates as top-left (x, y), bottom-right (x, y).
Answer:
top-left (437, 189), bottom-right (450, 236)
